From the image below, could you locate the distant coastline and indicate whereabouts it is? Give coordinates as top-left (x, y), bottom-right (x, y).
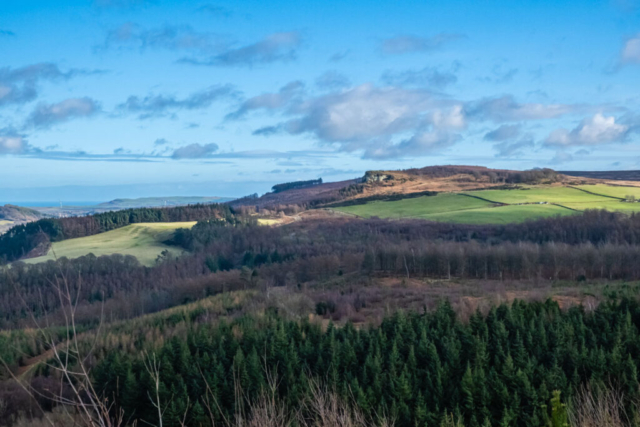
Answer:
top-left (1, 201), bottom-right (104, 207)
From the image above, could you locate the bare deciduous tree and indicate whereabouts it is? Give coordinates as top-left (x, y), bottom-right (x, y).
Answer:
top-left (568, 385), bottom-right (629, 427)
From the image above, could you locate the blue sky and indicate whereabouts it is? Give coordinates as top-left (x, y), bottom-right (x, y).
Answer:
top-left (1, 0), bottom-right (640, 201)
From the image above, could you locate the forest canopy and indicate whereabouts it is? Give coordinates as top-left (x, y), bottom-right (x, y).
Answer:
top-left (271, 178), bottom-right (323, 193)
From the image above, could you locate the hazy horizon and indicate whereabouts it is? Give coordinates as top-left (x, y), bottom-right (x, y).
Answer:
top-left (0, 180), bottom-right (271, 204)
top-left (3, 0), bottom-right (640, 197)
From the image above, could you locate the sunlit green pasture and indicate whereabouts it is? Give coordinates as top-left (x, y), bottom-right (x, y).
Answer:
top-left (424, 204), bottom-right (577, 224)
top-left (464, 186), bottom-right (611, 204)
top-left (333, 184), bottom-right (640, 224)
top-left (22, 222), bottom-right (196, 267)
top-left (573, 184), bottom-right (640, 200)
top-left (335, 194), bottom-right (493, 219)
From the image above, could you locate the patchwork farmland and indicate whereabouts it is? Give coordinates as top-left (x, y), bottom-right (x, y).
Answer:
top-left (334, 185), bottom-right (640, 224)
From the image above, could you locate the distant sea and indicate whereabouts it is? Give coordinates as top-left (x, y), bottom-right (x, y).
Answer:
top-left (1, 201), bottom-right (104, 207)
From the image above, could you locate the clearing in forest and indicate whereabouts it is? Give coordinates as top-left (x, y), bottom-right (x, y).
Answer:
top-left (22, 222), bottom-right (196, 267)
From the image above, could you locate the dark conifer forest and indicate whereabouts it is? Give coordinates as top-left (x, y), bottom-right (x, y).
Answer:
top-left (93, 298), bottom-right (640, 427)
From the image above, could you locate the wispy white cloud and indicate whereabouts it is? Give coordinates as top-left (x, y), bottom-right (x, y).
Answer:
top-left (381, 66), bottom-right (458, 89)
top-left (27, 98), bottom-right (101, 129)
top-left (380, 33), bottom-right (464, 55)
top-left (545, 113), bottom-right (630, 146)
top-left (100, 22), bottom-right (228, 54)
top-left (227, 81), bottom-right (304, 120)
top-left (484, 124), bottom-right (521, 141)
top-left (118, 85), bottom-right (238, 119)
top-left (315, 71), bottom-right (351, 90)
top-left (196, 4), bottom-right (233, 17)
top-left (493, 137), bottom-right (534, 158)
top-left (0, 63), bottom-right (101, 107)
top-left (94, 0), bottom-right (154, 8)
top-left (621, 33), bottom-right (640, 65)
top-left (362, 131), bottom-right (460, 159)
top-left (0, 128), bottom-right (30, 155)
top-left (171, 143), bottom-right (219, 159)
top-left (467, 95), bottom-right (578, 122)
top-left (180, 32), bottom-right (302, 67)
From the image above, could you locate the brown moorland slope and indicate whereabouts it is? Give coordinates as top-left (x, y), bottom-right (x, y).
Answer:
top-left (560, 169), bottom-right (640, 183)
top-left (0, 205), bottom-right (44, 234)
top-left (230, 178), bottom-right (361, 209)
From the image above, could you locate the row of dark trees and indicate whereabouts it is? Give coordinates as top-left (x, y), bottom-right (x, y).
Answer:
top-left (365, 241), bottom-right (640, 281)
top-left (271, 178), bottom-right (323, 193)
top-left (91, 298), bottom-right (640, 427)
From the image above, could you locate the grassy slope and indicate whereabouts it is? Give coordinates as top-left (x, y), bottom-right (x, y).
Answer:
top-left (0, 220), bottom-right (13, 226)
top-left (464, 186), bottom-right (611, 204)
top-left (0, 204), bottom-right (43, 221)
top-left (336, 194), bottom-right (493, 219)
top-left (563, 200), bottom-right (640, 212)
top-left (334, 185), bottom-right (640, 224)
top-left (425, 204), bottom-right (576, 224)
top-left (574, 184), bottom-right (640, 199)
top-left (23, 222), bottom-right (196, 267)
top-left (257, 219), bottom-right (281, 225)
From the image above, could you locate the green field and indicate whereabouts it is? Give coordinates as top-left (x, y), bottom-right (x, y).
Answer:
top-left (0, 220), bottom-right (13, 226)
top-left (563, 200), bottom-right (640, 212)
top-left (336, 194), bottom-right (493, 219)
top-left (465, 186), bottom-right (611, 204)
top-left (573, 184), bottom-right (640, 200)
top-left (425, 204), bottom-right (576, 224)
top-left (23, 222), bottom-right (196, 267)
top-left (334, 185), bottom-right (640, 224)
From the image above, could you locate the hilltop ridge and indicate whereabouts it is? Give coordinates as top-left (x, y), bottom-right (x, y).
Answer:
top-left (232, 165), bottom-right (614, 211)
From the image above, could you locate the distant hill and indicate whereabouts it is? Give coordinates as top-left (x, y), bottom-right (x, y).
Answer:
top-left (32, 196), bottom-right (235, 218)
top-left (0, 204), bottom-right (44, 221)
top-left (231, 165), bottom-right (595, 210)
top-left (230, 178), bottom-right (361, 209)
top-left (97, 196), bottom-right (235, 209)
top-left (561, 170), bottom-right (640, 181)
top-left (0, 205), bottom-right (45, 234)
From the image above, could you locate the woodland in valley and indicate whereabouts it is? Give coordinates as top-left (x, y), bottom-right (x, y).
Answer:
top-left (2, 202), bottom-right (640, 425)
